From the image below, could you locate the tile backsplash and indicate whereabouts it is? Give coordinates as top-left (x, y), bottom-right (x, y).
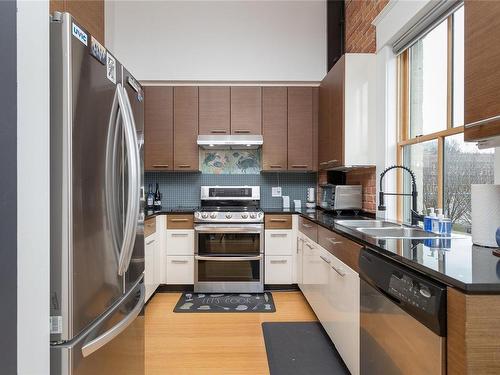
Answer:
top-left (145, 172), bottom-right (317, 209)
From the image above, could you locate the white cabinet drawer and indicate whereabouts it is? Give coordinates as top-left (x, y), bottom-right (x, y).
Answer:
top-left (265, 230), bottom-right (294, 255)
top-left (265, 256), bottom-right (293, 284)
top-left (166, 256), bottom-right (194, 284)
top-left (165, 230), bottom-right (194, 255)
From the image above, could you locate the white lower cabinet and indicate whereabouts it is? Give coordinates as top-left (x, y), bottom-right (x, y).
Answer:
top-left (145, 233), bottom-right (160, 302)
top-left (265, 256), bottom-right (293, 284)
top-left (166, 256), bottom-right (194, 284)
top-left (324, 254), bottom-right (360, 375)
top-left (297, 234), bottom-right (360, 375)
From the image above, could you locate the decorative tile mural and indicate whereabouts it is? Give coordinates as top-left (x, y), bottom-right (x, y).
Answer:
top-left (199, 149), bottom-right (261, 174)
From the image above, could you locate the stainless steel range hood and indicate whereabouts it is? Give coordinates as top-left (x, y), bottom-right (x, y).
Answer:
top-left (197, 134), bottom-right (263, 150)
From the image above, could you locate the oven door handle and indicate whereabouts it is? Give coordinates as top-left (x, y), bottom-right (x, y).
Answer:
top-left (195, 255), bottom-right (263, 262)
top-left (194, 225), bottom-right (263, 234)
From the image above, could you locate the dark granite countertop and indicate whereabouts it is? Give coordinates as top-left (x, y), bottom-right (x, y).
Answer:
top-left (145, 206), bottom-right (500, 293)
top-left (298, 209), bottom-right (500, 294)
top-left (145, 206), bottom-right (198, 219)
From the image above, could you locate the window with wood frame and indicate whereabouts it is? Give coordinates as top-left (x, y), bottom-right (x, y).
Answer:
top-left (397, 5), bottom-right (494, 233)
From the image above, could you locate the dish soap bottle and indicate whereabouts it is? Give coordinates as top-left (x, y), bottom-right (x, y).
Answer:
top-left (424, 208), bottom-right (436, 232)
top-left (432, 209), bottom-right (444, 234)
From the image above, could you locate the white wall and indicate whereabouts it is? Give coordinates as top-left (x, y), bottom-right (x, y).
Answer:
top-left (105, 0), bottom-right (327, 82)
top-left (17, 1), bottom-right (50, 373)
top-left (496, 148), bottom-right (500, 184)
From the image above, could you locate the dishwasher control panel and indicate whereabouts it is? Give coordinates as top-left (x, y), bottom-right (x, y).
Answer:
top-left (388, 274), bottom-right (435, 313)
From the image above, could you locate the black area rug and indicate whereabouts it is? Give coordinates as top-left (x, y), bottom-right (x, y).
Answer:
top-left (262, 322), bottom-right (350, 375)
top-left (173, 292), bottom-right (276, 313)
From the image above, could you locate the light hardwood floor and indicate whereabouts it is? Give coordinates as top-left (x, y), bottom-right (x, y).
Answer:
top-left (145, 291), bottom-right (317, 375)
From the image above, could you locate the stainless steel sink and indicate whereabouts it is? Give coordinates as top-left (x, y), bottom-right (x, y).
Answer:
top-left (335, 220), bottom-right (401, 229)
top-left (356, 227), bottom-right (452, 239)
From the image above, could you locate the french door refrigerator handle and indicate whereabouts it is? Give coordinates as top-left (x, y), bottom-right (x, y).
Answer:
top-left (81, 283), bottom-right (145, 357)
top-left (116, 83), bottom-right (140, 276)
top-left (105, 86), bottom-right (125, 264)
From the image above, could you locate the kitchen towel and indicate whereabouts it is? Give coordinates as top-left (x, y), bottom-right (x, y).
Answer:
top-left (471, 184), bottom-right (500, 247)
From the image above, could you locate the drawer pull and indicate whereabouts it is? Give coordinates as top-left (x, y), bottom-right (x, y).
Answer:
top-left (305, 243), bottom-right (314, 250)
top-left (269, 165), bottom-right (282, 169)
top-left (270, 259), bottom-right (288, 264)
top-left (177, 164), bottom-right (191, 168)
top-left (320, 255), bottom-right (331, 264)
top-left (210, 129), bottom-right (228, 134)
top-left (234, 130), bottom-right (251, 134)
top-left (291, 165), bottom-right (308, 168)
top-left (152, 164), bottom-right (169, 168)
top-left (270, 233), bottom-right (288, 237)
top-left (146, 239), bottom-right (156, 245)
top-left (331, 265), bottom-right (346, 277)
top-left (270, 219), bottom-right (287, 222)
top-left (171, 260), bottom-right (189, 264)
top-left (327, 237), bottom-right (343, 245)
top-left (171, 233), bottom-right (189, 237)
top-left (170, 218), bottom-right (189, 222)
top-left (302, 223), bottom-right (313, 228)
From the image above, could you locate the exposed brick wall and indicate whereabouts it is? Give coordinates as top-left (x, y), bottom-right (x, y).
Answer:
top-left (345, 0), bottom-right (389, 53)
top-left (346, 168), bottom-right (377, 213)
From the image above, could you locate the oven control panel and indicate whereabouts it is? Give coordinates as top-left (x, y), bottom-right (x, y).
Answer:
top-left (194, 211), bottom-right (264, 223)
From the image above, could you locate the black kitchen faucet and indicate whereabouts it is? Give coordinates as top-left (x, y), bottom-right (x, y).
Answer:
top-left (378, 165), bottom-right (424, 226)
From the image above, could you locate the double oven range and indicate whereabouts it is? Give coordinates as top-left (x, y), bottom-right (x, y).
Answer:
top-left (194, 186), bottom-right (264, 293)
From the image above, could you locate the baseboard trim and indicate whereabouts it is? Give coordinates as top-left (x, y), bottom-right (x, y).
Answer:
top-left (157, 284), bottom-right (194, 293)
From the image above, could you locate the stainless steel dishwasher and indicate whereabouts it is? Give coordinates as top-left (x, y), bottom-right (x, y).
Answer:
top-left (359, 249), bottom-right (447, 375)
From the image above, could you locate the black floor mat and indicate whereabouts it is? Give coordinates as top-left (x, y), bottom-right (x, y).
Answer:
top-left (173, 292), bottom-right (276, 313)
top-left (262, 322), bottom-right (350, 375)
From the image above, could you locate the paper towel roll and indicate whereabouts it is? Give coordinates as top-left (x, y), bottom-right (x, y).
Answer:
top-left (471, 184), bottom-right (500, 247)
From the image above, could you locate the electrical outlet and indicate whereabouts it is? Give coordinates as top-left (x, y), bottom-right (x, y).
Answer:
top-left (272, 187), bottom-right (282, 197)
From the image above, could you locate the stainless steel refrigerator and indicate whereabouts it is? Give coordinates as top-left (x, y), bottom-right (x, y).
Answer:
top-left (50, 12), bottom-right (145, 375)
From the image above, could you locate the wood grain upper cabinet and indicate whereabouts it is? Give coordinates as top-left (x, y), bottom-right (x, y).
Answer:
top-left (50, 0), bottom-right (105, 44)
top-left (174, 87), bottom-right (199, 171)
top-left (287, 87), bottom-right (314, 171)
top-left (199, 87), bottom-right (230, 135)
top-left (144, 87), bottom-right (173, 171)
top-left (262, 87), bottom-right (287, 171)
top-left (230, 87), bottom-right (262, 135)
top-left (464, 1), bottom-right (500, 141)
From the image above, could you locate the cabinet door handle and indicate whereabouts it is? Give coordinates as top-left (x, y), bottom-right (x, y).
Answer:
top-left (210, 129), bottom-right (227, 134)
top-left (146, 239), bottom-right (155, 245)
top-left (270, 219), bottom-right (287, 222)
top-left (170, 218), bottom-right (189, 222)
top-left (270, 259), bottom-right (287, 264)
top-left (331, 265), bottom-right (346, 277)
top-left (320, 255), bottom-right (331, 264)
top-left (270, 233), bottom-right (288, 237)
top-left (291, 165), bottom-right (308, 169)
top-left (234, 130), bottom-right (250, 134)
top-left (171, 259), bottom-right (189, 264)
top-left (320, 159), bottom-right (338, 165)
top-left (171, 233), bottom-right (189, 237)
top-left (327, 237), bottom-right (343, 245)
top-left (152, 164), bottom-right (169, 168)
top-left (269, 165), bottom-right (282, 169)
top-left (465, 114), bottom-right (500, 129)
top-left (177, 164), bottom-right (191, 168)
